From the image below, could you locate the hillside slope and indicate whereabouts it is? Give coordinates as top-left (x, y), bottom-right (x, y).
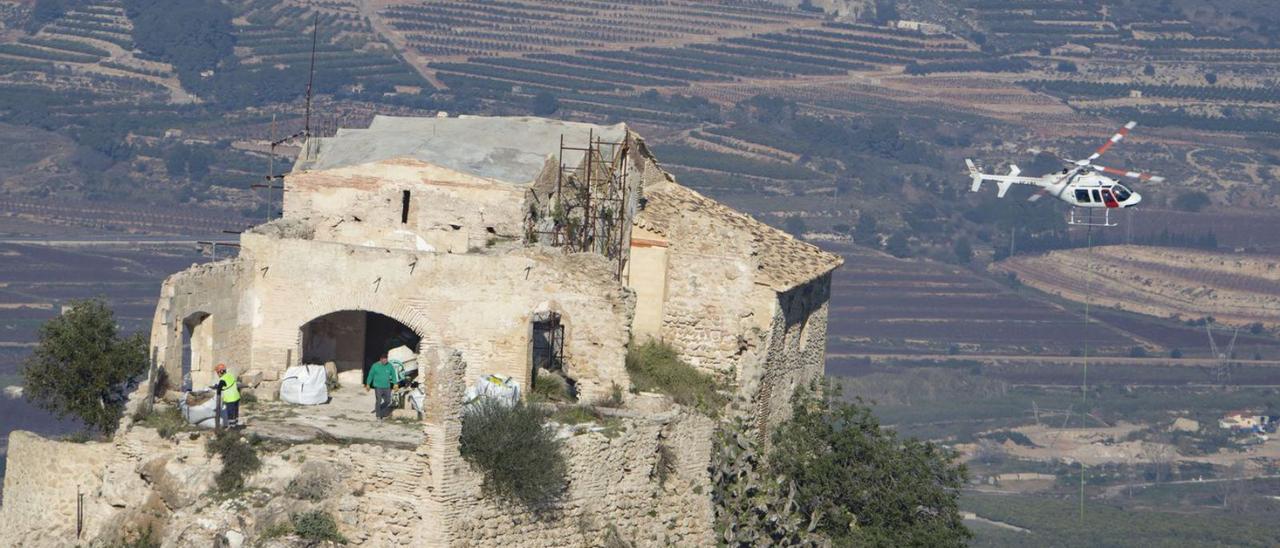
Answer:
top-left (993, 245), bottom-right (1280, 328)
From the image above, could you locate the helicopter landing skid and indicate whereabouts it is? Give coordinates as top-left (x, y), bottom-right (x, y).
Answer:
top-left (1068, 207), bottom-right (1118, 228)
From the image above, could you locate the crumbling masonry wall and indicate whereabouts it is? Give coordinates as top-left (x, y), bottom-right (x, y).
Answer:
top-left (632, 181), bottom-right (837, 432)
top-left (417, 352), bottom-right (716, 547)
top-left (743, 275), bottom-right (832, 435)
top-left (152, 233), bottom-right (634, 402)
top-left (283, 159), bottom-right (529, 252)
top-left (150, 259), bottom-right (252, 390)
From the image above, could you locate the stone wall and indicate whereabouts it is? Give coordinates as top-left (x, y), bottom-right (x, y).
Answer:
top-left (284, 159), bottom-right (528, 252)
top-left (151, 233), bottom-right (634, 402)
top-left (149, 258), bottom-right (252, 390)
top-left (419, 352), bottom-right (716, 547)
top-left (743, 274), bottom-right (832, 436)
top-left (439, 412), bottom-right (715, 547)
top-left (630, 174), bottom-right (839, 433)
top-left (0, 432), bottom-right (114, 546)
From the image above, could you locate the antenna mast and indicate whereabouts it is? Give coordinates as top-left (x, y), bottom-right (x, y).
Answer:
top-left (304, 12), bottom-right (318, 139)
top-left (254, 12), bottom-right (323, 222)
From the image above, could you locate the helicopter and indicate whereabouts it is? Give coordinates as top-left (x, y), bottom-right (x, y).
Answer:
top-left (965, 121), bottom-right (1164, 226)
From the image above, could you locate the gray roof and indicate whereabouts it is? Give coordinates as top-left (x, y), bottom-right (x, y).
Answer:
top-left (293, 115), bottom-right (628, 184)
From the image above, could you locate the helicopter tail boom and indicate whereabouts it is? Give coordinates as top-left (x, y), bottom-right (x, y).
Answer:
top-left (966, 159), bottom-right (1023, 197)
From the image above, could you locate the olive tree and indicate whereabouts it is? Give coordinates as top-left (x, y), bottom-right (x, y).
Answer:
top-left (22, 299), bottom-right (147, 435)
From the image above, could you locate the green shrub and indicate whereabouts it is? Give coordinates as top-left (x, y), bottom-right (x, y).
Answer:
top-left (291, 510), bottom-right (346, 544)
top-left (531, 370), bottom-right (573, 403)
top-left (459, 399), bottom-right (566, 506)
top-left (205, 431), bottom-right (262, 492)
top-left (286, 464), bottom-right (335, 501)
top-left (134, 405), bottom-right (192, 439)
top-left (625, 341), bottom-right (726, 415)
top-left (596, 382), bottom-right (624, 408)
top-left (552, 404), bottom-right (601, 425)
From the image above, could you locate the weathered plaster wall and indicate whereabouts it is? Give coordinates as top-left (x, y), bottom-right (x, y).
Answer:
top-left (625, 225), bottom-right (669, 342)
top-left (284, 159), bottom-right (528, 252)
top-left (151, 233), bottom-right (634, 402)
top-left (150, 259), bottom-right (252, 390)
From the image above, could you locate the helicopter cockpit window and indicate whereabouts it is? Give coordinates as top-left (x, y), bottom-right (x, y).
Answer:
top-left (1113, 185), bottom-right (1131, 201)
top-left (1075, 189), bottom-right (1091, 202)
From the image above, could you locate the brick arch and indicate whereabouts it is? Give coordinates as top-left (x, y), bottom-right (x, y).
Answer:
top-left (289, 291), bottom-right (438, 348)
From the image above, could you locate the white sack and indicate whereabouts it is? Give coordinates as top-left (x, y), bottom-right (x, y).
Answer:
top-left (280, 364), bottom-right (329, 405)
top-left (464, 374), bottom-right (520, 408)
top-left (180, 391), bottom-right (219, 429)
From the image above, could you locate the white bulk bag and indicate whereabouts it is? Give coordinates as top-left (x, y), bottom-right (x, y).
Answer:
top-left (180, 392), bottom-right (219, 429)
top-left (280, 365), bottom-right (329, 405)
top-left (463, 374), bottom-right (520, 408)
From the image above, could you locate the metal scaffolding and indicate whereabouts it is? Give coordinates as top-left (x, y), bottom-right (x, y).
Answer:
top-left (531, 129), bottom-right (632, 279)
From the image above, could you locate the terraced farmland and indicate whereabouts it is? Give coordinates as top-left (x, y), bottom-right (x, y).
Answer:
top-left (230, 0), bottom-right (429, 93)
top-left (993, 245), bottom-right (1280, 328)
top-left (0, 0), bottom-right (185, 102)
top-left (822, 243), bottom-right (1144, 357)
top-left (382, 0), bottom-right (818, 61)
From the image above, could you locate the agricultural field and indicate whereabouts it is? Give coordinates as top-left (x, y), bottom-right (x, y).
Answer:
top-left (994, 245), bottom-right (1280, 329)
top-left (823, 242), bottom-right (1144, 357)
top-left (0, 0), bottom-right (185, 102)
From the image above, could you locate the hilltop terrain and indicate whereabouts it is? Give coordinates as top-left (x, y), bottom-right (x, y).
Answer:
top-left (2, 1), bottom-right (1280, 545)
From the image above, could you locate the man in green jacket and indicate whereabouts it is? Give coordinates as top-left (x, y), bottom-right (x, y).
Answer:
top-left (210, 363), bottom-right (242, 429)
top-left (365, 353), bottom-right (397, 420)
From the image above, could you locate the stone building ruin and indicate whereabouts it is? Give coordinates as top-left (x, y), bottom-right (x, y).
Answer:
top-left (1, 115), bottom-right (841, 546)
top-left (152, 115), bottom-right (840, 428)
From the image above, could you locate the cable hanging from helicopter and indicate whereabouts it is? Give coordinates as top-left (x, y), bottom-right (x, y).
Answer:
top-left (964, 121), bottom-right (1166, 228)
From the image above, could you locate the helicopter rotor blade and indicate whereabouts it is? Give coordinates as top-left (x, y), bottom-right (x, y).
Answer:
top-left (1093, 164), bottom-right (1165, 183)
top-left (1028, 188), bottom-right (1049, 202)
top-left (1085, 121), bottom-right (1137, 163)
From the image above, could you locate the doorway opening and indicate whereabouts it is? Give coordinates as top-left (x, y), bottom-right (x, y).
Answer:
top-left (300, 311), bottom-right (421, 384)
top-left (531, 311), bottom-right (575, 400)
top-left (181, 312), bottom-right (212, 391)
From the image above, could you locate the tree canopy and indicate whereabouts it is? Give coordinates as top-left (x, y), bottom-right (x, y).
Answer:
top-left (713, 384), bottom-right (970, 547)
top-left (22, 299), bottom-right (147, 435)
top-left (769, 386), bottom-right (970, 546)
top-left (123, 0), bottom-right (235, 87)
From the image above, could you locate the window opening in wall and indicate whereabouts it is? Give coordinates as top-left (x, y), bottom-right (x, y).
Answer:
top-left (531, 311), bottom-right (574, 399)
top-left (401, 190), bottom-right (411, 224)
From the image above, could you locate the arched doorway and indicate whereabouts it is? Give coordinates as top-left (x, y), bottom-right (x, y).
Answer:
top-left (300, 310), bottom-right (422, 383)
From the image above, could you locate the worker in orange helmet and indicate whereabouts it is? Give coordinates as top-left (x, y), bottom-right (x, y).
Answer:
top-left (209, 363), bottom-right (242, 429)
